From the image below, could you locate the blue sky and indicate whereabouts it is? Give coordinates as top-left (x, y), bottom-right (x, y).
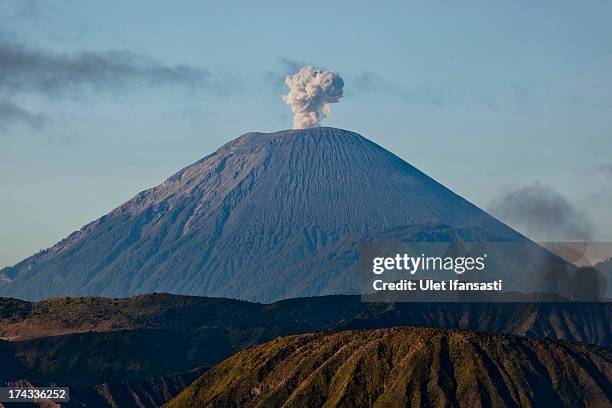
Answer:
top-left (1, 0), bottom-right (611, 267)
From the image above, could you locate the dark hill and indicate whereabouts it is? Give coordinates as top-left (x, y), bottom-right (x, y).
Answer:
top-left (0, 294), bottom-right (609, 388)
top-left (0, 127), bottom-right (523, 302)
top-left (1, 294), bottom-right (610, 346)
top-left (165, 327), bottom-right (612, 408)
top-left (1, 294), bottom-right (610, 407)
top-left (66, 367), bottom-right (208, 408)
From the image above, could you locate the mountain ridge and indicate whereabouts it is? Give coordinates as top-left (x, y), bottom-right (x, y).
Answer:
top-left (2, 294), bottom-right (610, 345)
top-left (165, 326), bottom-right (612, 408)
top-left (0, 293), bottom-right (609, 406)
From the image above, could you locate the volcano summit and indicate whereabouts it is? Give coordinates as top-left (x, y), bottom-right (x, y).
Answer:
top-left (0, 128), bottom-right (522, 301)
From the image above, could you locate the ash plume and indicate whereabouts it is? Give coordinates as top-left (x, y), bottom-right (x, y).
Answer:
top-left (283, 66), bottom-right (344, 129)
top-left (488, 182), bottom-right (592, 241)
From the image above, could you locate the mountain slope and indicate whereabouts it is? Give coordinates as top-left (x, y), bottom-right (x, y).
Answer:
top-left (165, 327), bottom-right (612, 408)
top-left (1, 127), bottom-right (522, 301)
top-left (1, 368), bottom-right (207, 408)
top-left (66, 367), bottom-right (208, 408)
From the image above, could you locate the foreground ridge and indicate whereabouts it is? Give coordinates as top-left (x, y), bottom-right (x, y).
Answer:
top-left (166, 326), bottom-right (612, 408)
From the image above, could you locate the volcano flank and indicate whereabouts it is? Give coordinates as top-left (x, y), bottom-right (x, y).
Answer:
top-left (0, 127), bottom-right (523, 301)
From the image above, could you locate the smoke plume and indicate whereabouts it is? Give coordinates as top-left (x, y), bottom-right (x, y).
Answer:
top-left (283, 66), bottom-right (344, 129)
top-left (488, 182), bottom-right (592, 241)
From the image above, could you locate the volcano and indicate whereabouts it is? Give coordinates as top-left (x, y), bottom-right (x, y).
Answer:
top-left (0, 127), bottom-right (523, 301)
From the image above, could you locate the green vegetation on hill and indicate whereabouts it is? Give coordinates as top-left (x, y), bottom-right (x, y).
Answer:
top-left (165, 327), bottom-right (612, 408)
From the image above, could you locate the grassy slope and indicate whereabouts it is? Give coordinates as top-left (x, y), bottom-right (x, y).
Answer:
top-left (166, 327), bottom-right (612, 408)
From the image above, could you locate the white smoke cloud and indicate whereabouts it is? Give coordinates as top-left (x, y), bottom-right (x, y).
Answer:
top-left (283, 66), bottom-right (344, 129)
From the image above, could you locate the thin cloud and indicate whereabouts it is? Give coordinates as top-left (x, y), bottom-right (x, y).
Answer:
top-left (11, 0), bottom-right (55, 20)
top-left (475, 93), bottom-right (501, 113)
top-left (263, 56), bottom-right (310, 92)
top-left (0, 33), bottom-right (237, 130)
top-left (351, 71), bottom-right (412, 100)
top-left (598, 163), bottom-right (612, 178)
top-left (350, 71), bottom-right (446, 107)
top-left (0, 99), bottom-right (48, 129)
top-left (350, 70), bottom-right (505, 112)
top-left (0, 36), bottom-right (214, 96)
top-left (590, 164), bottom-right (612, 203)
